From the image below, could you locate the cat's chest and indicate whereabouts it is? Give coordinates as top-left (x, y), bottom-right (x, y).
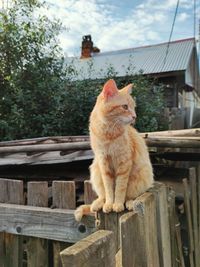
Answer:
top-left (97, 136), bottom-right (131, 159)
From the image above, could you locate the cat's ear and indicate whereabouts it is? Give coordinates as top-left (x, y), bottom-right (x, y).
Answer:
top-left (123, 83), bottom-right (133, 94)
top-left (102, 79), bottom-right (118, 100)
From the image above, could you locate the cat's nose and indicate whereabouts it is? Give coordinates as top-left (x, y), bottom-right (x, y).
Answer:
top-left (131, 111), bottom-right (137, 120)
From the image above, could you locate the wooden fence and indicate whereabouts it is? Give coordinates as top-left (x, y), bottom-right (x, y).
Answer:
top-left (0, 165), bottom-right (200, 266)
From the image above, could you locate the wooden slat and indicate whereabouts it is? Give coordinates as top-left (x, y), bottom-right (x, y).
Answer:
top-left (197, 164), bottom-right (200, 256)
top-left (0, 179), bottom-right (24, 267)
top-left (53, 181), bottom-right (75, 209)
top-left (189, 168), bottom-right (198, 267)
top-left (84, 180), bottom-right (97, 204)
top-left (0, 203), bottom-right (95, 242)
top-left (145, 137), bottom-right (200, 148)
top-left (167, 188), bottom-right (178, 267)
top-left (98, 211), bottom-right (124, 253)
top-left (120, 192), bottom-right (159, 267)
top-left (175, 222), bottom-right (185, 267)
top-left (52, 181), bottom-right (76, 267)
top-left (183, 178), bottom-right (194, 267)
top-left (149, 182), bottom-right (172, 267)
top-left (0, 141), bottom-right (91, 154)
top-left (60, 230), bottom-right (115, 267)
top-left (141, 128), bottom-right (200, 137)
top-left (26, 182), bottom-right (49, 267)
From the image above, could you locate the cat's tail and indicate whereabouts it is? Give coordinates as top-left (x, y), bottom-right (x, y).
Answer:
top-left (74, 204), bottom-right (91, 221)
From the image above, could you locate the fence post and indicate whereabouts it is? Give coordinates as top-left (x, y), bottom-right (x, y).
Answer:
top-left (26, 181), bottom-right (49, 267)
top-left (60, 230), bottom-right (115, 267)
top-left (148, 182), bottom-right (172, 267)
top-left (52, 181), bottom-right (76, 267)
top-left (97, 211), bottom-right (124, 253)
top-left (0, 179), bottom-right (24, 267)
top-left (120, 192), bottom-right (159, 267)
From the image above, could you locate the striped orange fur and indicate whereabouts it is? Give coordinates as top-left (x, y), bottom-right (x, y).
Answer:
top-left (75, 79), bottom-right (153, 221)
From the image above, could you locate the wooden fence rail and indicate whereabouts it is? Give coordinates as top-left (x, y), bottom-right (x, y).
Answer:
top-left (0, 165), bottom-right (199, 267)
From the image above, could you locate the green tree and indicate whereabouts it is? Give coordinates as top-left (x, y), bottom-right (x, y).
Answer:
top-left (0, 0), bottom-right (167, 141)
top-left (0, 0), bottom-right (68, 140)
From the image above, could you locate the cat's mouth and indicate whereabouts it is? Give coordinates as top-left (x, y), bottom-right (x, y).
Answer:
top-left (130, 118), bottom-right (136, 126)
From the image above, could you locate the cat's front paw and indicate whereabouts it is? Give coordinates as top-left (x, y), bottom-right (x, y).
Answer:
top-left (113, 202), bottom-right (124, 212)
top-left (91, 198), bottom-right (104, 212)
top-left (125, 200), bottom-right (134, 211)
top-left (103, 202), bottom-right (113, 213)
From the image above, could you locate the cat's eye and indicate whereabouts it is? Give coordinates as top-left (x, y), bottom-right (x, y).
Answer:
top-left (122, 104), bottom-right (128, 110)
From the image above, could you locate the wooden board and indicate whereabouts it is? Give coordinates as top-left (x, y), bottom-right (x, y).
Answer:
top-left (26, 182), bottom-right (49, 267)
top-left (52, 181), bottom-right (76, 267)
top-left (0, 179), bottom-right (24, 267)
top-left (120, 192), bottom-right (159, 267)
top-left (0, 203), bottom-right (95, 243)
top-left (148, 182), bottom-right (172, 267)
top-left (60, 230), bottom-right (115, 267)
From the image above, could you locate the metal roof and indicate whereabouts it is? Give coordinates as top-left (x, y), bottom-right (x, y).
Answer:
top-left (66, 38), bottom-right (196, 80)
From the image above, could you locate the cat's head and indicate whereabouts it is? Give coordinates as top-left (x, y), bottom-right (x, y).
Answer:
top-left (97, 79), bottom-right (136, 125)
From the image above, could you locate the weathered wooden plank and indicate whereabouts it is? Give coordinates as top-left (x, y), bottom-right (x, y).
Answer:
top-left (60, 230), bottom-right (115, 267)
top-left (149, 182), bottom-right (172, 267)
top-left (197, 164), bottom-right (200, 256)
top-left (141, 128), bottom-right (200, 137)
top-left (175, 222), bottom-right (185, 267)
top-left (183, 178), bottom-right (194, 267)
top-left (0, 178), bottom-right (24, 204)
top-left (0, 203), bottom-right (95, 242)
top-left (0, 141), bottom-right (91, 154)
top-left (84, 180), bottom-right (97, 204)
top-left (27, 182), bottom-right (49, 267)
top-left (189, 168), bottom-right (198, 267)
top-left (27, 182), bottom-right (48, 207)
top-left (145, 137), bottom-right (200, 148)
top-left (167, 188), bottom-right (178, 267)
top-left (120, 192), bottom-right (159, 267)
top-left (0, 179), bottom-right (24, 267)
top-left (52, 181), bottom-right (76, 267)
top-left (98, 211), bottom-right (124, 253)
top-left (53, 181), bottom-right (75, 209)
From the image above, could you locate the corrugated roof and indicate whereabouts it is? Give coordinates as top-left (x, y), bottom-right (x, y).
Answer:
top-left (66, 38), bottom-right (196, 80)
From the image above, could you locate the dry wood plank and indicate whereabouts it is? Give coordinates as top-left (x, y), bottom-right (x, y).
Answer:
top-left (26, 182), bottom-right (49, 267)
top-left (0, 141), bottom-right (91, 154)
top-left (84, 180), bottom-right (97, 204)
top-left (52, 181), bottom-right (76, 267)
top-left (189, 168), bottom-right (198, 267)
top-left (175, 222), bottom-right (185, 267)
top-left (141, 128), bottom-right (200, 137)
top-left (148, 182), bottom-right (172, 267)
top-left (120, 192), bottom-right (159, 267)
top-left (0, 135), bottom-right (90, 147)
top-left (168, 188), bottom-right (178, 267)
top-left (60, 230), bottom-right (115, 267)
top-left (183, 178), bottom-right (194, 267)
top-left (145, 137), bottom-right (200, 148)
top-left (0, 179), bottom-right (24, 267)
top-left (98, 211), bottom-right (124, 253)
top-left (53, 181), bottom-right (75, 209)
top-left (197, 164), bottom-right (200, 256)
top-left (0, 203), bottom-right (95, 242)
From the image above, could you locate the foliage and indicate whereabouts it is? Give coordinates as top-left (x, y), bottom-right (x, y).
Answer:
top-left (0, 0), bottom-right (167, 141)
top-left (0, 0), bottom-right (67, 140)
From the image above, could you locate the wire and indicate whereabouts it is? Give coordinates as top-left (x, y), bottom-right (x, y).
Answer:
top-left (162, 0), bottom-right (180, 68)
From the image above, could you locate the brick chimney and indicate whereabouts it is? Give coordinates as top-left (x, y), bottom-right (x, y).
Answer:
top-left (81, 35), bottom-right (100, 59)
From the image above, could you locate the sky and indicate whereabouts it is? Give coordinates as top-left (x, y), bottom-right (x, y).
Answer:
top-left (43, 0), bottom-right (199, 57)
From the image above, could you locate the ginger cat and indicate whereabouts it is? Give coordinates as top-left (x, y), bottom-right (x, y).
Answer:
top-left (75, 79), bottom-right (153, 221)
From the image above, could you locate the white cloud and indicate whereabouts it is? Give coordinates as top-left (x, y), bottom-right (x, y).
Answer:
top-left (177, 12), bottom-right (190, 22)
top-left (45, 0), bottom-right (195, 56)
